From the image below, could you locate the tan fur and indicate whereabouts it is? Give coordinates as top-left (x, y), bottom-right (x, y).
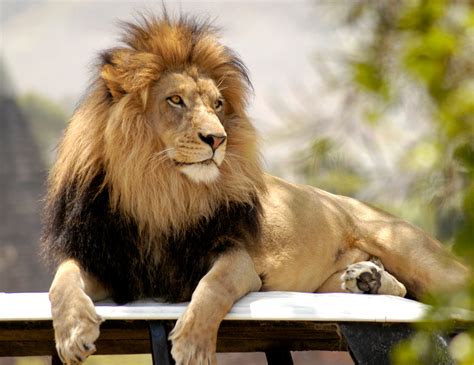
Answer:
top-left (48, 15), bottom-right (470, 365)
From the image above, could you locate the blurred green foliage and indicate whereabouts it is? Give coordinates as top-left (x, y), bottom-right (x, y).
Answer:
top-left (348, 0), bottom-right (473, 253)
top-left (300, 0), bottom-right (474, 363)
top-left (299, 138), bottom-right (368, 196)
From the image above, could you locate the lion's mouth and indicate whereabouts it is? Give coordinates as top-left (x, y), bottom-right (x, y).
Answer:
top-left (173, 158), bottom-right (216, 167)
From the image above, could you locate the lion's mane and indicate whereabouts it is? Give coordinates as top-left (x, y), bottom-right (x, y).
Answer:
top-left (41, 14), bottom-right (266, 303)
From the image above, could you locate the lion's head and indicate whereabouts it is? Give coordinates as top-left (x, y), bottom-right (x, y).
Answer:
top-left (49, 14), bottom-right (265, 236)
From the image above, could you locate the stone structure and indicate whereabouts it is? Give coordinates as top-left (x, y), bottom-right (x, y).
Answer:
top-left (0, 89), bottom-right (51, 291)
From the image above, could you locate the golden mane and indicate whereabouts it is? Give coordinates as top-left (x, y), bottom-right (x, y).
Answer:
top-left (48, 14), bottom-right (266, 238)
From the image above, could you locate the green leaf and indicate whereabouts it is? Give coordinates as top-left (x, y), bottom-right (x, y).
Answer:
top-left (398, 0), bottom-right (446, 31)
top-left (352, 61), bottom-right (389, 99)
top-left (403, 28), bottom-right (458, 90)
top-left (454, 143), bottom-right (474, 170)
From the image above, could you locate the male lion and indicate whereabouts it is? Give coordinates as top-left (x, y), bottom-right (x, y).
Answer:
top-left (42, 14), bottom-right (470, 365)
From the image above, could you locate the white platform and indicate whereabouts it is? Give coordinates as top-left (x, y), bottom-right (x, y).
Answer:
top-left (1, 292), bottom-right (471, 323)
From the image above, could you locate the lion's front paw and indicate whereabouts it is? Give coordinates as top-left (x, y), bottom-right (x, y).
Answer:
top-left (341, 260), bottom-right (382, 294)
top-left (169, 310), bottom-right (217, 365)
top-left (50, 289), bottom-right (103, 364)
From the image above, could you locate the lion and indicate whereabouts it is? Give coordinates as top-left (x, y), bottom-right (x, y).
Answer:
top-left (42, 13), bottom-right (470, 365)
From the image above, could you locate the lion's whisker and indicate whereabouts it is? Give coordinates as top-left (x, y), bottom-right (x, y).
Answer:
top-left (223, 152), bottom-right (247, 162)
top-left (150, 148), bottom-right (175, 164)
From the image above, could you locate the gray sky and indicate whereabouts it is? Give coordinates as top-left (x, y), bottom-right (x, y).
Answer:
top-left (1, 0), bottom-right (338, 128)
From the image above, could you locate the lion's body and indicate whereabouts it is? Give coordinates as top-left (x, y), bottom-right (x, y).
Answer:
top-left (43, 14), bottom-right (470, 365)
top-left (256, 174), bottom-right (466, 297)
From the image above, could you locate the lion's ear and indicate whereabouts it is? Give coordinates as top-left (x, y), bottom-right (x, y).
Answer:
top-left (101, 49), bottom-right (160, 101)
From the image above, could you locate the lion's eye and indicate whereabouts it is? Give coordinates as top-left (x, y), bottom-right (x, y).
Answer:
top-left (167, 95), bottom-right (185, 107)
top-left (215, 99), bottom-right (224, 111)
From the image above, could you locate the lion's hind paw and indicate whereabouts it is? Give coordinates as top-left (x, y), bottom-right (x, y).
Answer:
top-left (341, 258), bottom-right (407, 297)
top-left (341, 260), bottom-right (382, 294)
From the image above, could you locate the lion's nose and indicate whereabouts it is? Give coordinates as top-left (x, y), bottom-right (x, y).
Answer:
top-left (198, 133), bottom-right (227, 151)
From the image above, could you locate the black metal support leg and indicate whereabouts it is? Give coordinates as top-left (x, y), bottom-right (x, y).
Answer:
top-left (148, 321), bottom-right (175, 365)
top-left (265, 350), bottom-right (294, 365)
top-left (340, 323), bottom-right (454, 365)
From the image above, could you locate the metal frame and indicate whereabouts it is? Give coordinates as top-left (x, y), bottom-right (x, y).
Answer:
top-left (265, 350), bottom-right (294, 365)
top-left (149, 321), bottom-right (175, 365)
top-left (340, 323), bottom-right (454, 365)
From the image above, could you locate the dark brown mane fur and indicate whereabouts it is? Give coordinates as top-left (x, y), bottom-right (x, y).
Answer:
top-left (41, 13), bottom-right (266, 303)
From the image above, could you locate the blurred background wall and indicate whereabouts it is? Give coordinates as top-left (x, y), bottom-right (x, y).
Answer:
top-left (0, 77), bottom-right (47, 291)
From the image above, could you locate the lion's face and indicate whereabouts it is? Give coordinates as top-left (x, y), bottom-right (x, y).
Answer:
top-left (150, 71), bottom-right (227, 184)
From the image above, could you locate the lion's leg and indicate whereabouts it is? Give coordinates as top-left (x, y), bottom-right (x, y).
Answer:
top-left (316, 270), bottom-right (347, 293)
top-left (49, 259), bottom-right (108, 364)
top-left (354, 214), bottom-right (470, 298)
top-left (169, 249), bottom-right (261, 365)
